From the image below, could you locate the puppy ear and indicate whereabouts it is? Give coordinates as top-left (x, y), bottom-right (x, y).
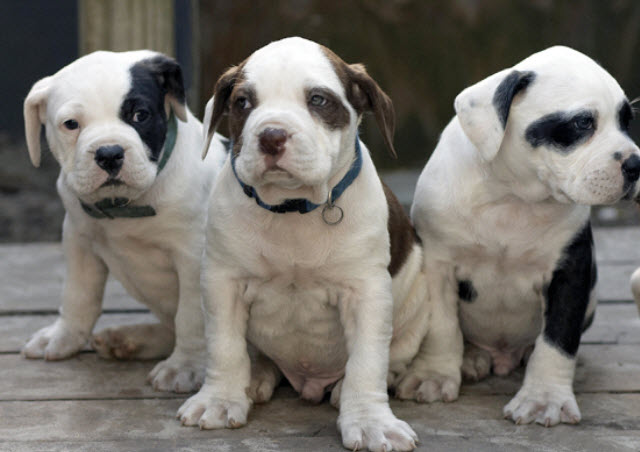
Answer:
top-left (455, 69), bottom-right (536, 161)
top-left (24, 76), bottom-right (52, 168)
top-left (202, 66), bottom-right (239, 159)
top-left (144, 55), bottom-right (187, 122)
top-left (344, 63), bottom-right (397, 158)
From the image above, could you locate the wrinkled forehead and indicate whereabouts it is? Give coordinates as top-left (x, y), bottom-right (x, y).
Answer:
top-left (515, 48), bottom-right (626, 112)
top-left (242, 40), bottom-right (344, 99)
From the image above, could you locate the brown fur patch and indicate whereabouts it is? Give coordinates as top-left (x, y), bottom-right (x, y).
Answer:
top-left (305, 87), bottom-right (350, 130)
top-left (320, 46), bottom-right (397, 158)
top-left (382, 181), bottom-right (420, 276)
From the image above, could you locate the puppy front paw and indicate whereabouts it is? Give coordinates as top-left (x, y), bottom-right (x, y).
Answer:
top-left (394, 371), bottom-right (460, 403)
top-left (338, 404), bottom-right (417, 452)
top-left (147, 353), bottom-right (205, 393)
top-left (177, 387), bottom-right (251, 429)
top-left (22, 320), bottom-right (87, 360)
top-left (461, 345), bottom-right (492, 381)
top-left (503, 383), bottom-right (581, 426)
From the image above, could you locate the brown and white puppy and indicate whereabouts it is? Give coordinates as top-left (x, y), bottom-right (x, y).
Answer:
top-left (177, 37), bottom-right (458, 451)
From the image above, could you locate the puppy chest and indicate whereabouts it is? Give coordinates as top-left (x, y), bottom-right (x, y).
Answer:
top-left (245, 282), bottom-right (349, 383)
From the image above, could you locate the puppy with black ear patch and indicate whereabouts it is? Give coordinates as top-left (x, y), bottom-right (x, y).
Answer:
top-left (412, 46), bottom-right (640, 426)
top-left (22, 50), bottom-right (227, 393)
top-left (176, 37), bottom-right (455, 451)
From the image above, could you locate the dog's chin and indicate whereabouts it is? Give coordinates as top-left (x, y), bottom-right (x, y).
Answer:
top-left (78, 181), bottom-right (150, 205)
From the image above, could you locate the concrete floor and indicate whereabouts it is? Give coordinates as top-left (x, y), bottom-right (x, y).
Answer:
top-left (1, 229), bottom-right (639, 451)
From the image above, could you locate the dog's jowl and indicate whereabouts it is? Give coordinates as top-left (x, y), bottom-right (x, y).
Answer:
top-left (176, 37), bottom-right (461, 452)
top-left (411, 46), bottom-right (640, 427)
top-left (22, 50), bottom-right (227, 393)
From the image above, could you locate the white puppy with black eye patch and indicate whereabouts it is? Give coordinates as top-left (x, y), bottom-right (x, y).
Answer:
top-left (22, 50), bottom-right (226, 393)
top-left (412, 46), bottom-right (640, 427)
top-left (177, 37), bottom-right (457, 452)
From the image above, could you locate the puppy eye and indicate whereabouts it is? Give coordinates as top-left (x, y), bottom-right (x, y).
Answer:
top-left (133, 109), bottom-right (150, 123)
top-left (235, 97), bottom-right (252, 110)
top-left (574, 116), bottom-right (594, 130)
top-left (63, 119), bottom-right (79, 130)
top-left (309, 94), bottom-right (327, 107)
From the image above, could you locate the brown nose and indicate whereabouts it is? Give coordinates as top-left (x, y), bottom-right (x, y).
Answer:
top-left (259, 128), bottom-right (287, 156)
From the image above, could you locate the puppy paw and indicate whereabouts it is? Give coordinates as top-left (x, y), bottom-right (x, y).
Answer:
top-left (91, 323), bottom-right (174, 360)
top-left (503, 383), bottom-right (581, 426)
top-left (177, 387), bottom-right (251, 429)
top-left (22, 320), bottom-right (87, 360)
top-left (247, 357), bottom-right (280, 404)
top-left (394, 371), bottom-right (460, 403)
top-left (147, 353), bottom-right (204, 393)
top-left (461, 346), bottom-right (492, 381)
top-left (338, 404), bottom-right (418, 451)
top-left (91, 328), bottom-right (139, 359)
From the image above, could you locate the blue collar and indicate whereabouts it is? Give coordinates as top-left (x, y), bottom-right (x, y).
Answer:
top-left (231, 135), bottom-right (362, 215)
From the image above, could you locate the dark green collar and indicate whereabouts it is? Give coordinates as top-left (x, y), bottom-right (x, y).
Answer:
top-left (80, 113), bottom-right (177, 220)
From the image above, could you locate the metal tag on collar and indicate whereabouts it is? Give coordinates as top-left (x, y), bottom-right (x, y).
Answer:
top-left (322, 190), bottom-right (344, 225)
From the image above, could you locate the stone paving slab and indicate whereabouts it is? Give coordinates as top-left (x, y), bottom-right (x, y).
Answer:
top-left (0, 343), bottom-right (638, 402)
top-left (0, 394), bottom-right (638, 451)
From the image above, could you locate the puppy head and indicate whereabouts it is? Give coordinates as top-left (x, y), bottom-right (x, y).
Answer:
top-left (24, 50), bottom-right (187, 204)
top-left (455, 46), bottom-right (640, 204)
top-left (202, 36), bottom-right (395, 205)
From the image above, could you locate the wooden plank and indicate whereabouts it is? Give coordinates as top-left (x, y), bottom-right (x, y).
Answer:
top-left (581, 304), bottom-right (640, 344)
top-left (597, 264), bottom-right (637, 302)
top-left (593, 226), bottom-right (640, 263)
top-left (0, 394), bottom-right (638, 451)
top-left (0, 244), bottom-right (142, 312)
top-left (0, 313), bottom-right (158, 353)
top-left (0, 344), bottom-right (638, 401)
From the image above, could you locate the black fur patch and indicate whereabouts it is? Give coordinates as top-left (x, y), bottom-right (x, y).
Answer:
top-left (543, 222), bottom-right (596, 356)
top-left (492, 70), bottom-right (536, 128)
top-left (618, 100), bottom-right (633, 134)
top-left (525, 110), bottom-right (597, 152)
top-left (120, 56), bottom-right (185, 162)
top-left (458, 280), bottom-right (477, 303)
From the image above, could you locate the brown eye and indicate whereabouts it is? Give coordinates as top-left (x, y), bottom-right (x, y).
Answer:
top-left (133, 109), bottom-right (150, 123)
top-left (309, 94), bottom-right (327, 107)
top-left (235, 97), bottom-right (252, 110)
top-left (63, 119), bottom-right (79, 130)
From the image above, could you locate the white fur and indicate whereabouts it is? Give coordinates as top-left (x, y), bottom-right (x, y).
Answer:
top-left (21, 50), bottom-right (227, 393)
top-left (412, 46), bottom-right (639, 426)
top-left (177, 37), bottom-right (434, 451)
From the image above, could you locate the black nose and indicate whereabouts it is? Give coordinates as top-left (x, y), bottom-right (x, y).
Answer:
top-left (259, 128), bottom-right (287, 156)
top-left (95, 145), bottom-right (124, 176)
top-left (622, 154), bottom-right (640, 183)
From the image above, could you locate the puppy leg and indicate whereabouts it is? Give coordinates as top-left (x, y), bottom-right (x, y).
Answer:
top-left (461, 342), bottom-right (492, 382)
top-left (23, 220), bottom-right (107, 360)
top-left (394, 264), bottom-right (463, 403)
top-left (92, 323), bottom-right (174, 360)
top-left (504, 225), bottom-right (594, 426)
top-left (177, 264), bottom-right (252, 429)
top-left (247, 346), bottom-right (281, 404)
top-left (147, 252), bottom-right (207, 393)
top-left (337, 274), bottom-right (418, 452)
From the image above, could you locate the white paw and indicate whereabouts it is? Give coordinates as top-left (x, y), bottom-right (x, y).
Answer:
top-left (147, 353), bottom-right (204, 393)
top-left (91, 328), bottom-right (140, 360)
top-left (503, 383), bottom-right (581, 426)
top-left (461, 347), bottom-right (492, 381)
top-left (394, 371), bottom-right (459, 403)
top-left (22, 319), bottom-right (87, 360)
top-left (177, 387), bottom-right (251, 429)
top-left (338, 404), bottom-right (418, 451)
top-left (247, 360), bottom-right (280, 404)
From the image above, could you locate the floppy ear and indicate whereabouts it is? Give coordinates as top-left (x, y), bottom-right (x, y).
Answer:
top-left (343, 63), bottom-right (397, 158)
top-left (202, 66), bottom-right (240, 159)
top-left (24, 76), bottom-right (53, 168)
top-left (454, 69), bottom-right (536, 161)
top-left (143, 55), bottom-right (187, 122)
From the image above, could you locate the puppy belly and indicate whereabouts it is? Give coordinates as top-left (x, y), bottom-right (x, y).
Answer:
top-left (246, 283), bottom-right (348, 403)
